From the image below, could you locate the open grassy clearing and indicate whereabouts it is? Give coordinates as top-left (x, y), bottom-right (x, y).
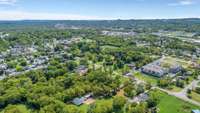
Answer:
top-left (168, 86), bottom-right (183, 92)
top-left (116, 89), bottom-right (125, 97)
top-left (190, 91), bottom-right (200, 103)
top-left (100, 45), bottom-right (119, 50)
top-left (157, 91), bottom-right (200, 113)
top-left (163, 56), bottom-right (190, 68)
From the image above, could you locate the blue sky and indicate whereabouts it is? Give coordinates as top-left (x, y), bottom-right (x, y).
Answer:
top-left (0, 0), bottom-right (199, 20)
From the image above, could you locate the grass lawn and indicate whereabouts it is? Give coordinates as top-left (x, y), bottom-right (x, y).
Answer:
top-left (101, 45), bottom-right (119, 50)
top-left (134, 71), bottom-right (158, 85)
top-left (79, 98), bottom-right (113, 113)
top-left (157, 91), bottom-right (200, 113)
top-left (198, 82), bottom-right (200, 86)
top-left (190, 91), bottom-right (200, 103)
top-left (163, 56), bottom-right (190, 68)
top-left (168, 86), bottom-right (182, 92)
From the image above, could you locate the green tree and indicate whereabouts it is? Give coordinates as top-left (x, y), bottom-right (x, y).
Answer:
top-left (4, 105), bottom-right (30, 113)
top-left (113, 96), bottom-right (127, 111)
top-left (147, 91), bottom-right (160, 108)
top-left (16, 65), bottom-right (23, 72)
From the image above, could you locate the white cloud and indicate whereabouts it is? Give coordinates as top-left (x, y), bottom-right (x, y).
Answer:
top-left (180, 0), bottom-right (194, 5)
top-left (0, 0), bottom-right (17, 5)
top-left (168, 0), bottom-right (195, 6)
top-left (0, 10), bottom-right (107, 20)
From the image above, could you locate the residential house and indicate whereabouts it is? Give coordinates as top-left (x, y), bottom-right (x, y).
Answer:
top-left (5, 69), bottom-right (16, 75)
top-left (71, 37), bottom-right (81, 43)
top-left (191, 62), bottom-right (200, 69)
top-left (59, 39), bottom-right (71, 45)
top-left (0, 63), bottom-right (7, 75)
top-left (33, 56), bottom-right (49, 66)
top-left (72, 93), bottom-right (92, 105)
top-left (123, 72), bottom-right (133, 77)
top-left (76, 65), bottom-right (88, 75)
top-left (127, 63), bottom-right (136, 70)
top-left (58, 39), bottom-right (71, 49)
top-left (0, 63), bottom-right (7, 71)
top-left (10, 45), bottom-right (25, 56)
top-left (0, 58), bottom-right (4, 63)
top-left (132, 93), bottom-right (149, 103)
top-left (72, 97), bottom-right (85, 106)
top-left (9, 45), bottom-right (36, 56)
top-left (169, 64), bottom-right (182, 74)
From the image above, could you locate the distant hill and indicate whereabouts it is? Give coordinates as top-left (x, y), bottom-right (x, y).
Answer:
top-left (0, 18), bottom-right (200, 32)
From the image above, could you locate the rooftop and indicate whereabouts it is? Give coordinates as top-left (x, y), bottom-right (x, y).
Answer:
top-left (192, 110), bottom-right (200, 113)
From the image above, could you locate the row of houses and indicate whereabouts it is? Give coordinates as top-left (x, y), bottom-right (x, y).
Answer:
top-left (0, 37), bottom-right (82, 78)
top-left (102, 30), bottom-right (136, 37)
top-left (0, 56), bottom-right (49, 76)
top-left (9, 44), bottom-right (38, 56)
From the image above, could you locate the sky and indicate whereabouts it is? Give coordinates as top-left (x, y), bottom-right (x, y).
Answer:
top-left (0, 0), bottom-right (199, 20)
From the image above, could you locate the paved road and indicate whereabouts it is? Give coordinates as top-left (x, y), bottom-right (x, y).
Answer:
top-left (133, 73), bottom-right (200, 107)
top-left (155, 77), bottom-right (200, 107)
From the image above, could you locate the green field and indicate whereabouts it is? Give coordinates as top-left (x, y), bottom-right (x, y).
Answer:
top-left (162, 56), bottom-right (190, 68)
top-left (190, 91), bottom-right (200, 103)
top-left (158, 91), bottom-right (200, 113)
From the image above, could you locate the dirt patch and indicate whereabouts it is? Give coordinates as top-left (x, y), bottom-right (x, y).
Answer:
top-left (83, 98), bottom-right (95, 105)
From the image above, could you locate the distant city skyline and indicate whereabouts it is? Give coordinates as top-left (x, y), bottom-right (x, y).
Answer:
top-left (0, 0), bottom-right (199, 20)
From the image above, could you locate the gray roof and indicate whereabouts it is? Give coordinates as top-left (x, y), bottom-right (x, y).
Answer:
top-left (72, 97), bottom-right (85, 105)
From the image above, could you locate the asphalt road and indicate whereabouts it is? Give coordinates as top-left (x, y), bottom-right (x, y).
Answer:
top-left (156, 77), bottom-right (200, 107)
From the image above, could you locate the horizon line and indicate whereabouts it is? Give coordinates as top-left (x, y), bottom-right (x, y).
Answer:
top-left (0, 17), bottom-right (200, 21)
